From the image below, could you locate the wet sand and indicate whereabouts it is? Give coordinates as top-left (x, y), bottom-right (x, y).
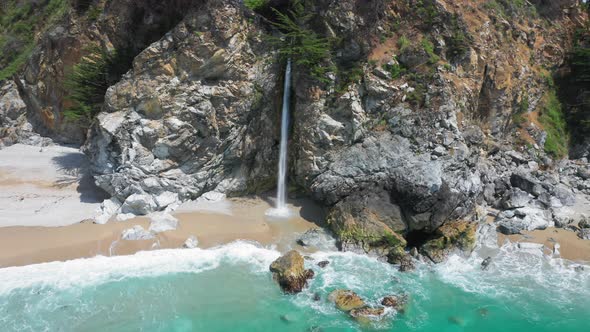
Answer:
top-left (500, 227), bottom-right (590, 262)
top-left (0, 197), bottom-right (325, 268)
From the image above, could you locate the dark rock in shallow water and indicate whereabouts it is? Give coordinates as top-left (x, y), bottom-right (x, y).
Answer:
top-left (448, 316), bottom-right (465, 326)
top-left (574, 265), bottom-right (585, 272)
top-left (349, 306), bottom-right (385, 324)
top-left (296, 228), bottom-right (337, 250)
top-left (398, 254), bottom-right (416, 272)
top-left (313, 293), bottom-right (321, 301)
top-left (381, 294), bottom-right (408, 312)
top-left (478, 308), bottom-right (489, 317)
top-left (269, 250), bottom-right (314, 293)
top-left (317, 260), bottom-right (330, 268)
top-left (421, 221), bottom-right (476, 263)
top-left (481, 256), bottom-right (492, 270)
top-left (326, 188), bottom-right (408, 262)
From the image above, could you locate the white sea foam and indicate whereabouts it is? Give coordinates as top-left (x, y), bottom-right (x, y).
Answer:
top-left (0, 241), bottom-right (280, 295)
top-left (434, 239), bottom-right (590, 304)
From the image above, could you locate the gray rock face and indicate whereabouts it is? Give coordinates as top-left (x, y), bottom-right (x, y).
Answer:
top-left (64, 0), bottom-right (587, 255)
top-left (501, 188), bottom-right (533, 209)
top-left (497, 207), bottom-right (553, 234)
top-left (84, 2), bottom-right (278, 210)
top-left (577, 167), bottom-right (590, 180)
top-left (312, 133), bottom-right (480, 232)
top-left (0, 80), bottom-right (52, 148)
top-left (510, 172), bottom-right (544, 197)
top-left (121, 194), bottom-right (157, 215)
top-left (148, 212), bottom-right (178, 233)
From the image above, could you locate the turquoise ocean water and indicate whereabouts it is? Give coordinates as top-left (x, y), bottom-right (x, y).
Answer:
top-left (0, 240), bottom-right (588, 331)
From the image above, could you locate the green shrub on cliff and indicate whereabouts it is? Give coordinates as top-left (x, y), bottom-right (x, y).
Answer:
top-left (64, 46), bottom-right (132, 124)
top-left (267, 0), bottom-right (332, 82)
top-left (446, 15), bottom-right (469, 61)
top-left (63, 47), bottom-right (110, 122)
top-left (244, 0), bottom-right (268, 11)
top-left (421, 38), bottom-right (440, 64)
top-left (540, 91), bottom-right (568, 158)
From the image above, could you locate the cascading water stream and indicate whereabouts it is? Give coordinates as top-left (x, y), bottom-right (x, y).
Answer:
top-left (267, 60), bottom-right (292, 217)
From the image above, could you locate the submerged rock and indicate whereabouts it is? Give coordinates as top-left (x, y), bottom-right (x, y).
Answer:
top-left (481, 257), bottom-right (492, 270)
top-left (328, 289), bottom-right (366, 311)
top-left (448, 316), bottom-right (465, 326)
top-left (317, 261), bottom-right (330, 268)
top-left (269, 251), bottom-right (314, 293)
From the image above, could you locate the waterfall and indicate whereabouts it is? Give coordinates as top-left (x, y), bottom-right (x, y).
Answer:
top-left (267, 60), bottom-right (292, 217)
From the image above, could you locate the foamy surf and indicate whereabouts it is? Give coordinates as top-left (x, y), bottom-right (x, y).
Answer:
top-left (0, 236), bottom-right (589, 331)
top-left (0, 241), bottom-right (280, 295)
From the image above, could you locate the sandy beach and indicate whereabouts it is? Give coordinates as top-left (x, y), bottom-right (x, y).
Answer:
top-left (0, 144), bottom-right (107, 227)
top-left (0, 143), bottom-right (324, 267)
top-left (501, 227), bottom-right (590, 262)
top-left (0, 196), bottom-right (325, 268)
top-left (0, 143), bottom-right (588, 269)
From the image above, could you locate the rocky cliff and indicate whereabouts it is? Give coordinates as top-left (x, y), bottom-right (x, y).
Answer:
top-left (1, 0), bottom-right (589, 263)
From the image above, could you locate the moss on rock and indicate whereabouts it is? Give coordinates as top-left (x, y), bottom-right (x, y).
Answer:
top-left (421, 220), bottom-right (476, 263)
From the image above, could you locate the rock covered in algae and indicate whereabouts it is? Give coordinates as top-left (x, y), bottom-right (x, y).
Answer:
top-left (270, 250), bottom-right (314, 293)
top-left (421, 220), bottom-right (476, 263)
top-left (328, 289), bottom-right (366, 311)
top-left (349, 306), bottom-right (386, 324)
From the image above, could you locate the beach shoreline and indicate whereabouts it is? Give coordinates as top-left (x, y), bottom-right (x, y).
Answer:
top-left (0, 196), bottom-right (325, 268)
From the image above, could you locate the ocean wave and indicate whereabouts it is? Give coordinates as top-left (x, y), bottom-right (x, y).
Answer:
top-left (0, 241), bottom-right (280, 295)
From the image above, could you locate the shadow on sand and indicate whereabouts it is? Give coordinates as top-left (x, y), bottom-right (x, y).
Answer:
top-left (51, 152), bottom-right (110, 203)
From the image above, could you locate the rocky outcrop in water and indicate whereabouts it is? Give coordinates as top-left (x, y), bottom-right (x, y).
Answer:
top-left (328, 289), bottom-right (366, 312)
top-left (269, 250), bottom-right (314, 293)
